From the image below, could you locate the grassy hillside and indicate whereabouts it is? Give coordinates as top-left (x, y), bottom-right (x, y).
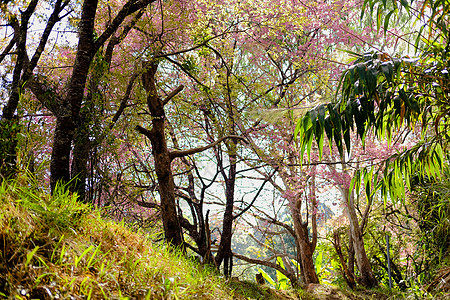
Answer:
top-left (1, 177), bottom-right (448, 300)
top-left (0, 177), bottom-right (233, 299)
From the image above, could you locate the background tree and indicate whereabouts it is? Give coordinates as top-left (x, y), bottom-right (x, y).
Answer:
top-left (48, 0), bottom-right (155, 194)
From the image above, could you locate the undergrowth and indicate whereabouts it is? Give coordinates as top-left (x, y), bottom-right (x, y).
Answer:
top-left (0, 176), bottom-right (232, 299)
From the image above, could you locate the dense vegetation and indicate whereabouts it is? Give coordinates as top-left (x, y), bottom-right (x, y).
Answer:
top-left (1, 0), bottom-right (450, 298)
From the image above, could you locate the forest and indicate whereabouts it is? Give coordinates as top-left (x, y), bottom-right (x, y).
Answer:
top-left (1, 0), bottom-right (450, 298)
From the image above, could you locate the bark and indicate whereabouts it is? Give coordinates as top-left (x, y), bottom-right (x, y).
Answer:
top-left (290, 199), bottom-right (319, 284)
top-left (347, 228), bottom-right (356, 279)
top-left (136, 61), bottom-right (184, 247)
top-left (282, 164), bottom-right (319, 284)
top-left (1, 0), bottom-right (69, 180)
top-left (70, 12), bottom-right (142, 201)
top-left (343, 187), bottom-right (378, 288)
top-left (50, 0), bottom-right (99, 192)
top-left (2, 0), bottom-right (38, 121)
top-left (70, 119), bottom-right (91, 201)
top-left (214, 148), bottom-right (236, 277)
top-left (0, 118), bottom-right (19, 180)
top-left (0, 0), bottom-right (38, 180)
top-left (175, 156), bottom-right (215, 264)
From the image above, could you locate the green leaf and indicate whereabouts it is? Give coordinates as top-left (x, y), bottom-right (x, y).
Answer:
top-left (75, 245), bottom-right (95, 268)
top-left (276, 257), bottom-right (289, 290)
top-left (315, 251), bottom-right (324, 271)
top-left (376, 5), bottom-right (382, 33)
top-left (26, 246), bottom-right (40, 267)
top-left (384, 11), bottom-right (394, 34)
top-left (381, 62), bottom-right (394, 82)
top-left (361, 0), bottom-right (368, 20)
top-left (399, 0), bottom-right (410, 12)
top-left (258, 268), bottom-right (276, 287)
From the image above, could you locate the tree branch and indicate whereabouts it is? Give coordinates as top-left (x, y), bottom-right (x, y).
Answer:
top-left (135, 124), bottom-right (152, 139)
top-left (27, 76), bottom-right (63, 116)
top-left (94, 0), bottom-right (155, 52)
top-left (169, 135), bottom-right (248, 160)
top-left (110, 73), bottom-right (138, 128)
top-left (23, 0), bottom-right (69, 81)
top-left (233, 169), bottom-right (277, 220)
top-left (0, 37), bottom-right (16, 65)
top-left (161, 85), bottom-right (184, 106)
top-left (233, 252), bottom-right (294, 280)
top-left (135, 199), bottom-right (160, 209)
top-left (264, 217), bottom-right (296, 238)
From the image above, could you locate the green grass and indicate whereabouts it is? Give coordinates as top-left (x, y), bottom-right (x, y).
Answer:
top-left (0, 176), bottom-right (233, 299)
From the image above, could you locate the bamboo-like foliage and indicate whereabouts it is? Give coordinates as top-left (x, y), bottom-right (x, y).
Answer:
top-left (295, 0), bottom-right (450, 202)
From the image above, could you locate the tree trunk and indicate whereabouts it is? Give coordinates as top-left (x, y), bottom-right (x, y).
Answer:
top-left (215, 148), bottom-right (237, 277)
top-left (71, 120), bottom-right (90, 201)
top-left (344, 188), bottom-right (378, 288)
top-left (50, 0), bottom-right (153, 193)
top-left (0, 118), bottom-right (19, 181)
top-left (50, 0), bottom-right (98, 192)
top-left (348, 228), bottom-right (356, 279)
top-left (0, 0), bottom-right (39, 180)
top-left (291, 201), bottom-right (319, 284)
top-left (137, 62), bottom-right (183, 247)
top-left (332, 230), bottom-right (356, 289)
top-left (50, 116), bottom-right (75, 191)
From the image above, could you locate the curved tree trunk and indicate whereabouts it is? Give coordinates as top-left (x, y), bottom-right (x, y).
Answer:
top-left (137, 62), bottom-right (183, 247)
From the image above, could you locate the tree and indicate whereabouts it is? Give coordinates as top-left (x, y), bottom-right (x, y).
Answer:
top-left (135, 0), bottom-right (365, 272)
top-left (48, 0), bottom-right (155, 194)
top-left (0, 0), bottom-right (71, 180)
top-left (136, 61), bottom-right (247, 247)
top-left (316, 134), bottom-right (409, 288)
top-left (240, 117), bottom-right (321, 285)
top-left (1, 0), bottom-right (384, 282)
